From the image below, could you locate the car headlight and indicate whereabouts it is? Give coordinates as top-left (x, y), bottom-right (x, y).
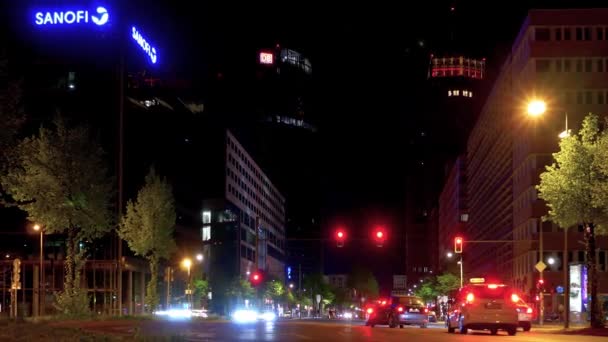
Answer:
top-left (232, 310), bottom-right (258, 323)
top-left (260, 312), bottom-right (276, 321)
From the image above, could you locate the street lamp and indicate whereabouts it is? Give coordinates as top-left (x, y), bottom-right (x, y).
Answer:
top-left (289, 283), bottom-right (294, 289)
top-left (547, 257), bottom-right (555, 265)
top-left (447, 252), bottom-right (453, 258)
top-left (527, 99), bottom-right (546, 117)
top-left (182, 258), bottom-right (193, 309)
top-left (33, 224), bottom-right (45, 316)
top-left (526, 98), bottom-right (547, 326)
top-left (196, 254), bottom-right (203, 262)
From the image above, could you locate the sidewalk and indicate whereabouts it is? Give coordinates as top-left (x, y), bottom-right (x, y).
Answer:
top-left (531, 323), bottom-right (608, 336)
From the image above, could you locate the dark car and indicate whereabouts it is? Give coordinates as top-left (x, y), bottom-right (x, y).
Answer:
top-left (365, 296), bottom-right (429, 328)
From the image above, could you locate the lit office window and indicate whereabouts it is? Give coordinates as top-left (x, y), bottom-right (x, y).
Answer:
top-left (202, 226), bottom-right (211, 241)
top-left (203, 211), bottom-right (211, 224)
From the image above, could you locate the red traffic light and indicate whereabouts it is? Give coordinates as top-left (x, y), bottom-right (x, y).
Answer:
top-left (454, 236), bottom-right (463, 253)
top-left (373, 227), bottom-right (386, 247)
top-left (250, 271), bottom-right (262, 285)
top-left (336, 229), bottom-right (346, 247)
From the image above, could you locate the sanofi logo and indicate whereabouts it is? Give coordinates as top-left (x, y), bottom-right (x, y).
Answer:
top-left (34, 6), bottom-right (110, 26)
top-left (132, 26), bottom-right (157, 64)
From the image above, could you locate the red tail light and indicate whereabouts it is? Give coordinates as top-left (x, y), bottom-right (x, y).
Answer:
top-left (424, 308), bottom-right (429, 313)
top-left (526, 307), bottom-right (533, 314)
top-left (466, 293), bottom-right (474, 303)
top-left (511, 294), bottom-right (520, 303)
top-left (381, 301), bottom-right (386, 306)
top-left (367, 308), bottom-right (373, 314)
top-left (397, 307), bottom-right (403, 312)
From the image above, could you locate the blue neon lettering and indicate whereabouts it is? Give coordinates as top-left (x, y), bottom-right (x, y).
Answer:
top-left (132, 27), bottom-right (157, 64)
top-left (34, 6), bottom-right (108, 26)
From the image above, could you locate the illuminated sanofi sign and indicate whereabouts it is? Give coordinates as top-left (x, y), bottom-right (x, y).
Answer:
top-left (34, 6), bottom-right (109, 26)
top-left (131, 26), bottom-right (157, 64)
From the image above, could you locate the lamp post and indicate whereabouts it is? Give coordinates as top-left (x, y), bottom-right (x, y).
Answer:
top-left (527, 99), bottom-right (546, 325)
top-left (447, 252), bottom-right (463, 288)
top-left (182, 258), bottom-right (192, 309)
top-left (33, 224), bottom-right (44, 316)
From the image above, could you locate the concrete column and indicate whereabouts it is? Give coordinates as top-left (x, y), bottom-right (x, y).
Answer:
top-left (128, 271), bottom-right (133, 315)
top-left (140, 271), bottom-right (146, 314)
top-left (33, 265), bottom-right (39, 317)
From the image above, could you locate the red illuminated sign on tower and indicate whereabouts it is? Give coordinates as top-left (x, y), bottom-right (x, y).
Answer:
top-left (259, 51), bottom-right (274, 65)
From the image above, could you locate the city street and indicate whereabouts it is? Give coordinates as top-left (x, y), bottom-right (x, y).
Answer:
top-left (48, 319), bottom-right (607, 341)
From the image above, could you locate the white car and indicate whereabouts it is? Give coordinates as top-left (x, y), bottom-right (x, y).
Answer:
top-left (446, 282), bottom-right (519, 336)
top-left (516, 300), bottom-right (533, 331)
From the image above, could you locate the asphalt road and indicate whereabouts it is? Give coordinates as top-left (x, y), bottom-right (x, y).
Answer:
top-left (63, 319), bottom-right (606, 341)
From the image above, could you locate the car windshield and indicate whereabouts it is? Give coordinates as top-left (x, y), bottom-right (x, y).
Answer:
top-left (470, 285), bottom-right (509, 300)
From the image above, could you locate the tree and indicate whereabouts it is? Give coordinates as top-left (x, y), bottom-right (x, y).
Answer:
top-left (538, 113), bottom-right (608, 328)
top-left (415, 281), bottom-right (439, 303)
top-left (119, 168), bottom-right (176, 312)
top-left (0, 56), bottom-right (25, 156)
top-left (1, 117), bottom-right (112, 316)
top-left (436, 272), bottom-right (461, 295)
top-left (226, 277), bottom-right (256, 303)
top-left (347, 266), bottom-right (380, 299)
top-left (264, 278), bottom-right (285, 303)
top-left (193, 277), bottom-right (209, 308)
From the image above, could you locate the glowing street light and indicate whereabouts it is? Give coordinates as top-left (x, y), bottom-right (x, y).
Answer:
top-left (182, 258), bottom-right (192, 276)
top-left (547, 257), bottom-right (555, 265)
top-left (196, 254), bottom-right (203, 262)
top-left (447, 252), bottom-right (453, 258)
top-left (527, 99), bottom-right (546, 117)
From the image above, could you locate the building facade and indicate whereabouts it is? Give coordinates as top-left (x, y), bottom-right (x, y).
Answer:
top-left (438, 156), bottom-right (468, 272)
top-left (199, 130), bottom-right (286, 311)
top-left (467, 9), bottom-right (608, 301)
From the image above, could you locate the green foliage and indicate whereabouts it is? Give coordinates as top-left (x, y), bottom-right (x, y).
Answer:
top-left (226, 277), bottom-right (256, 300)
top-left (538, 113), bottom-right (608, 328)
top-left (436, 272), bottom-right (461, 295)
top-left (119, 168), bottom-right (177, 312)
top-left (1, 117), bottom-right (112, 315)
top-left (1, 117), bottom-right (112, 239)
top-left (263, 278), bottom-right (285, 301)
top-left (538, 113), bottom-right (608, 232)
top-left (0, 56), bottom-right (25, 156)
top-left (347, 267), bottom-right (379, 298)
top-left (415, 278), bottom-right (439, 303)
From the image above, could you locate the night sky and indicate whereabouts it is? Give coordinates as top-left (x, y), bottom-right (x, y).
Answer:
top-left (1, 0), bottom-right (606, 291)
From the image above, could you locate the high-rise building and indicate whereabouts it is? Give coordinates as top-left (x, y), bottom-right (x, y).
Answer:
top-left (188, 130), bottom-right (286, 312)
top-left (437, 156), bottom-right (467, 272)
top-left (466, 9), bottom-right (608, 298)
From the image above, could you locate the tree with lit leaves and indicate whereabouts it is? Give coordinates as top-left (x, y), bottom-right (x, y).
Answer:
top-left (1, 117), bottom-right (112, 316)
top-left (119, 168), bottom-right (177, 312)
top-left (538, 113), bottom-right (608, 328)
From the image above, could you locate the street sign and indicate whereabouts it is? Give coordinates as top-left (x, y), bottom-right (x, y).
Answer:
top-left (535, 261), bottom-right (547, 272)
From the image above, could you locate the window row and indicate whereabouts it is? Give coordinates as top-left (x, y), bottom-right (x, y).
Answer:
top-left (227, 138), bottom-right (284, 205)
top-left (447, 89), bottom-right (473, 97)
top-left (227, 170), bottom-right (284, 225)
top-left (227, 154), bottom-right (284, 216)
top-left (227, 183), bottom-right (280, 227)
top-left (241, 244), bottom-right (256, 262)
top-left (535, 26), bottom-right (608, 42)
top-left (563, 89), bottom-right (608, 105)
top-left (536, 58), bottom-right (608, 73)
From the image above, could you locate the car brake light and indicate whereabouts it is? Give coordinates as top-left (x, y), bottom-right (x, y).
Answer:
top-left (511, 294), bottom-right (519, 303)
top-left (367, 308), bottom-right (373, 314)
top-left (397, 307), bottom-right (403, 312)
top-left (466, 293), bottom-right (474, 303)
top-left (424, 308), bottom-right (429, 313)
top-left (381, 301), bottom-right (386, 305)
top-left (526, 307), bottom-right (533, 314)
top-left (487, 284), bottom-right (498, 289)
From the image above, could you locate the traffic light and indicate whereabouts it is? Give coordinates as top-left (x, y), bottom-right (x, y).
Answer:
top-left (536, 278), bottom-right (545, 291)
top-left (250, 271), bottom-right (263, 286)
top-left (374, 227), bottom-right (387, 247)
top-left (454, 236), bottom-right (463, 253)
top-left (336, 228), bottom-right (346, 248)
